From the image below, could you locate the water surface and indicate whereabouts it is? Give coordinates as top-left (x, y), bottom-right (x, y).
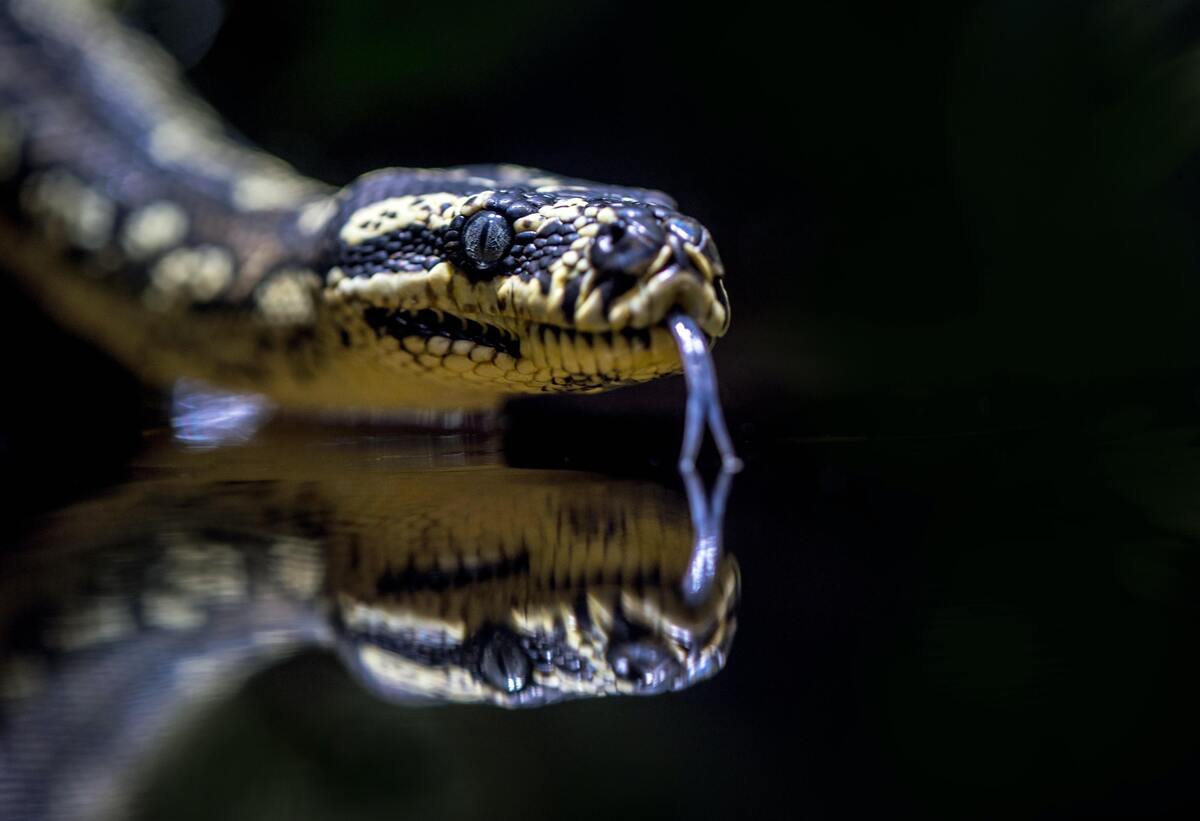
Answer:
top-left (3, 413), bottom-right (1200, 820)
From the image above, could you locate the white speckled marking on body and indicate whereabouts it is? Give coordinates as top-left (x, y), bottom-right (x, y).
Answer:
top-left (122, 201), bottom-right (189, 260)
top-left (146, 245), bottom-right (234, 309)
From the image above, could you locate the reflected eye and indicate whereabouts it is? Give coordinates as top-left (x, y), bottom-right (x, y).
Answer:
top-left (463, 211), bottom-right (512, 267)
top-left (479, 629), bottom-right (530, 694)
top-left (608, 641), bottom-right (679, 692)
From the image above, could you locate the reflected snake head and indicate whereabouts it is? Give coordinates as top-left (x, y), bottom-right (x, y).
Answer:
top-left (337, 568), bottom-right (740, 708)
top-left (326, 469), bottom-right (740, 708)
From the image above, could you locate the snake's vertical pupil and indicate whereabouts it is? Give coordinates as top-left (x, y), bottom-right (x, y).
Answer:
top-left (463, 211), bottom-right (513, 266)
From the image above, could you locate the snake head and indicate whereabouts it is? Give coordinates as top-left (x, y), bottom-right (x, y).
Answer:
top-left (336, 562), bottom-right (740, 708)
top-left (317, 165), bottom-right (730, 403)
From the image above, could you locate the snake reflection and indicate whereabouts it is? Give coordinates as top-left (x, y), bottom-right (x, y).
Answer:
top-left (0, 430), bottom-right (738, 819)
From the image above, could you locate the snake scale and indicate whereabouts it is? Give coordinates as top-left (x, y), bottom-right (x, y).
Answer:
top-left (0, 0), bottom-right (736, 465)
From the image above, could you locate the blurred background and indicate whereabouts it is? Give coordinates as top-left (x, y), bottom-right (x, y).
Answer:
top-left (5, 0), bottom-right (1200, 818)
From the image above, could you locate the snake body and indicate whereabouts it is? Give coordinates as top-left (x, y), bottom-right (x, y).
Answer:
top-left (0, 0), bottom-right (730, 411)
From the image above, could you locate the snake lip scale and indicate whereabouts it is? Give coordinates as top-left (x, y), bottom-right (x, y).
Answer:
top-left (362, 306), bottom-right (699, 366)
top-left (361, 307), bottom-right (525, 360)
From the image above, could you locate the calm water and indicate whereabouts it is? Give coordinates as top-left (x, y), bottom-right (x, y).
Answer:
top-left (3, 404), bottom-right (1200, 820)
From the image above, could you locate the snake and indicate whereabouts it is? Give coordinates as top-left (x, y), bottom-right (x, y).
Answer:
top-left (0, 430), bottom-right (740, 820)
top-left (0, 0), bottom-right (738, 467)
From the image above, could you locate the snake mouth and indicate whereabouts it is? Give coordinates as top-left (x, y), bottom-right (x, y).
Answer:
top-left (363, 307), bottom-right (524, 358)
top-left (360, 306), bottom-right (675, 386)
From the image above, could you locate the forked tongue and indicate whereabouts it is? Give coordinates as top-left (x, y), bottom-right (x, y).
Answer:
top-left (667, 312), bottom-right (741, 606)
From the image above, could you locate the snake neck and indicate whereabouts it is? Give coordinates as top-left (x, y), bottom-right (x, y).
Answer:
top-left (0, 0), bottom-right (334, 287)
top-left (0, 0), bottom-right (382, 404)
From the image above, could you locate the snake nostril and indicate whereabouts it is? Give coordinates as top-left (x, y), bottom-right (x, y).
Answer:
top-left (590, 217), bottom-right (664, 278)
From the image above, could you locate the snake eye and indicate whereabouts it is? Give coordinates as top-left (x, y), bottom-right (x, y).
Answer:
top-left (478, 629), bottom-right (530, 694)
top-left (463, 211), bottom-right (512, 268)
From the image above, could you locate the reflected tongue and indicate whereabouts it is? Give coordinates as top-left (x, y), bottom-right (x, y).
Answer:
top-left (668, 313), bottom-right (741, 606)
top-left (667, 313), bottom-right (742, 473)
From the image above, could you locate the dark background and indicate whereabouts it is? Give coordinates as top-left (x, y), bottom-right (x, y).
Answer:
top-left (5, 0), bottom-right (1200, 818)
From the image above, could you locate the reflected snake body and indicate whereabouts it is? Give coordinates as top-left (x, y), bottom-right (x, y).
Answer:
top-left (0, 432), bottom-right (739, 820)
top-left (0, 0), bottom-right (731, 411)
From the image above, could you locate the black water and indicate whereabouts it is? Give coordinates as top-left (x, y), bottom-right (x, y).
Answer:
top-left (4, 386), bottom-right (1200, 819)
